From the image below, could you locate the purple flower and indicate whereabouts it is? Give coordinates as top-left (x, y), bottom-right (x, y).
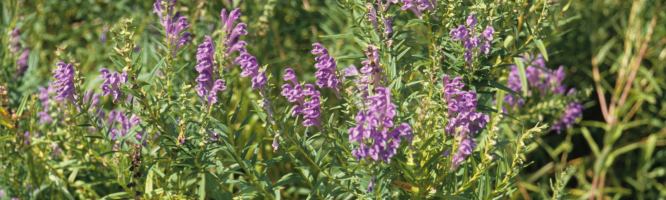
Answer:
top-left (107, 110), bottom-right (142, 142)
top-left (52, 62), bottom-right (76, 103)
top-left (505, 54), bottom-right (567, 107)
top-left (23, 131), bottom-right (31, 145)
top-left (450, 15), bottom-right (494, 65)
top-left (154, 0), bottom-right (191, 53)
top-left (551, 102), bottom-right (583, 133)
top-left (100, 68), bottom-right (128, 102)
top-left (311, 43), bottom-right (341, 92)
top-left (349, 87), bottom-right (412, 162)
top-left (384, 17), bottom-right (393, 37)
top-left (442, 75), bottom-right (489, 168)
top-left (367, 177), bottom-right (376, 192)
top-left (222, 8), bottom-right (267, 90)
top-left (280, 68), bottom-right (321, 127)
top-left (367, 3), bottom-right (379, 30)
top-left (17, 49), bottom-right (29, 77)
top-left (399, 0), bottom-right (435, 17)
top-left (38, 86), bottom-right (53, 124)
top-left (195, 36), bottom-right (226, 105)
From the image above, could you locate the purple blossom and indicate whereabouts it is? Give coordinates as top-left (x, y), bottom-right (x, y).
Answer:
top-left (450, 14), bottom-right (494, 65)
top-left (384, 17), bottom-right (393, 37)
top-left (107, 110), bottom-right (142, 142)
top-left (551, 102), bottom-right (583, 133)
top-left (311, 43), bottom-right (341, 92)
top-left (195, 36), bottom-right (226, 105)
top-left (100, 68), bottom-right (128, 102)
top-left (154, 0), bottom-right (191, 53)
top-left (349, 87), bottom-right (412, 162)
top-left (505, 54), bottom-right (567, 107)
top-left (399, 0), bottom-right (435, 17)
top-left (52, 61), bottom-right (76, 103)
top-left (281, 68), bottom-right (321, 127)
top-left (23, 131), bottom-right (31, 145)
top-left (367, 177), bottom-right (376, 192)
top-left (505, 54), bottom-right (582, 132)
top-left (443, 75), bottom-right (489, 168)
top-left (17, 49), bottom-right (29, 77)
top-left (222, 8), bottom-right (267, 90)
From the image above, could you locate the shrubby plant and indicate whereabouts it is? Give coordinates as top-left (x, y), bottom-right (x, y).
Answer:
top-left (1, 0), bottom-right (664, 199)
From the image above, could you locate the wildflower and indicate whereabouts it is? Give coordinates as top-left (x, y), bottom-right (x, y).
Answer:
top-left (195, 36), bottom-right (226, 105)
top-left (222, 8), bottom-right (267, 90)
top-left (552, 102), bottom-right (583, 133)
top-left (108, 110), bottom-right (142, 142)
top-left (349, 87), bottom-right (412, 162)
top-left (52, 61), bottom-right (76, 103)
top-left (23, 131), bottom-right (30, 145)
top-left (399, 0), bottom-right (435, 17)
top-left (449, 14), bottom-right (494, 64)
top-left (153, 0), bottom-right (191, 52)
top-left (442, 75), bottom-right (489, 168)
top-left (505, 54), bottom-right (582, 132)
top-left (100, 68), bottom-right (128, 102)
top-left (281, 68), bottom-right (321, 127)
top-left (367, 177), bottom-right (376, 192)
top-left (311, 43), bottom-right (341, 92)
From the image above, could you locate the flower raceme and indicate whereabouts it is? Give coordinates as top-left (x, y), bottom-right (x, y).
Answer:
top-left (52, 61), bottom-right (77, 103)
top-left (221, 8), bottom-right (267, 90)
top-left (442, 75), bottom-right (489, 168)
top-left (281, 68), bottom-right (321, 127)
top-left (311, 43), bottom-right (341, 93)
top-left (100, 68), bottom-right (128, 103)
top-left (505, 54), bottom-right (582, 132)
top-left (349, 87), bottom-right (412, 162)
top-left (195, 36), bottom-right (226, 105)
top-left (153, 0), bottom-right (191, 53)
top-left (450, 14), bottom-right (494, 64)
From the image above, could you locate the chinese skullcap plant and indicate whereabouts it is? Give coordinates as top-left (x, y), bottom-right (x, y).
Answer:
top-left (222, 8), bottom-right (268, 90)
top-left (195, 36), bottom-right (226, 105)
top-left (281, 68), bottom-right (321, 127)
top-left (347, 46), bottom-right (412, 162)
top-left (450, 14), bottom-right (495, 65)
top-left (311, 43), bottom-right (341, 93)
top-left (99, 68), bottom-right (128, 102)
top-left (52, 61), bottom-right (77, 103)
top-left (153, 0), bottom-right (191, 53)
top-left (506, 54), bottom-right (583, 132)
top-left (443, 75), bottom-right (489, 168)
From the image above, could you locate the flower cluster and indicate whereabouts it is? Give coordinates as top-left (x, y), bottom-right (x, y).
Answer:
top-left (221, 8), bottom-right (267, 90)
top-left (349, 87), bottom-right (412, 162)
top-left (552, 102), bottom-right (583, 133)
top-left (442, 75), bottom-right (489, 168)
top-left (17, 49), bottom-right (29, 76)
top-left (52, 62), bottom-right (76, 103)
top-left (399, 0), bottom-right (435, 17)
top-left (506, 54), bottom-right (582, 132)
top-left (281, 68), bottom-right (321, 127)
top-left (450, 14), bottom-right (494, 64)
top-left (153, 0), bottom-right (191, 53)
top-left (311, 43), bottom-right (341, 92)
top-left (9, 28), bottom-right (30, 76)
top-left (9, 28), bottom-right (20, 53)
top-left (107, 110), bottom-right (142, 142)
top-left (195, 36), bottom-right (226, 105)
top-left (100, 68), bottom-right (128, 102)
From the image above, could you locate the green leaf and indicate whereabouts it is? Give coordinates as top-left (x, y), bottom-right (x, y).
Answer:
top-left (513, 57), bottom-right (529, 96)
top-left (534, 39), bottom-right (548, 61)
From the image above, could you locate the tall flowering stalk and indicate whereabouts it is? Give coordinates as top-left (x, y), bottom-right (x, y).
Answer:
top-left (221, 8), bottom-right (267, 90)
top-left (281, 68), bottom-right (321, 127)
top-left (450, 14), bottom-right (494, 64)
top-left (506, 54), bottom-right (582, 132)
top-left (442, 75), bottom-right (489, 168)
top-left (153, 0), bottom-right (191, 54)
top-left (347, 46), bottom-right (412, 163)
top-left (107, 110), bottom-right (142, 142)
top-left (195, 36), bottom-right (226, 105)
top-left (311, 43), bottom-right (341, 93)
top-left (52, 61), bottom-right (77, 103)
